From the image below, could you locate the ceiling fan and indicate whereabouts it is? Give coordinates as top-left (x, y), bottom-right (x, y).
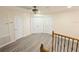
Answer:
top-left (32, 6), bottom-right (38, 14)
top-left (19, 6), bottom-right (39, 14)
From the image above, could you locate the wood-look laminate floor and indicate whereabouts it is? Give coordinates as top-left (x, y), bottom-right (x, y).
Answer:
top-left (0, 33), bottom-right (52, 52)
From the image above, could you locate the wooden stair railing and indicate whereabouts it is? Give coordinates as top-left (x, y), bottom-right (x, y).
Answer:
top-left (52, 31), bottom-right (79, 52)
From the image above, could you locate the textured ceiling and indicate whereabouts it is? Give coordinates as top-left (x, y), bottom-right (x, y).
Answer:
top-left (19, 6), bottom-right (79, 14)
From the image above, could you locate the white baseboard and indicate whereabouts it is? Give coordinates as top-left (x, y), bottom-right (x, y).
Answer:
top-left (0, 40), bottom-right (16, 48)
top-left (0, 34), bottom-right (9, 39)
top-left (0, 33), bottom-right (32, 48)
top-left (15, 33), bottom-right (32, 40)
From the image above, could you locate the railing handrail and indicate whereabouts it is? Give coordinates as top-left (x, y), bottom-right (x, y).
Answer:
top-left (52, 31), bottom-right (79, 52)
top-left (53, 31), bottom-right (79, 41)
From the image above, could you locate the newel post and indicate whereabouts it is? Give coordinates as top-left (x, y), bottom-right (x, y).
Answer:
top-left (52, 31), bottom-right (54, 52)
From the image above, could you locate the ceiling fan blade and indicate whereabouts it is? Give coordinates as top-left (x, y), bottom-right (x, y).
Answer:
top-left (33, 6), bottom-right (37, 9)
top-left (18, 6), bottom-right (33, 10)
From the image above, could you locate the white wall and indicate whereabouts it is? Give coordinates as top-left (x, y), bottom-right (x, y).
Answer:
top-left (0, 7), bottom-right (31, 47)
top-left (52, 10), bottom-right (79, 38)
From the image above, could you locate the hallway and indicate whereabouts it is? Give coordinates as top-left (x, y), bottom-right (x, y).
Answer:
top-left (0, 33), bottom-right (52, 52)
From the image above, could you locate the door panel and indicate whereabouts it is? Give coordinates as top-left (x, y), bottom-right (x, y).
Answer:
top-left (31, 15), bottom-right (53, 34)
top-left (43, 17), bottom-right (53, 34)
top-left (0, 16), bottom-right (10, 46)
top-left (14, 16), bottom-right (24, 40)
top-left (9, 22), bottom-right (15, 41)
top-left (31, 16), bottom-right (43, 33)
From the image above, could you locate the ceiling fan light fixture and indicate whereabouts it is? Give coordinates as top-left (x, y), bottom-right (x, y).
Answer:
top-left (32, 6), bottom-right (38, 14)
top-left (32, 9), bottom-right (38, 14)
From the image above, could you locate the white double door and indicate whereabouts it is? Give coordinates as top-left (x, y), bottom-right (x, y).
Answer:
top-left (0, 16), bottom-right (15, 46)
top-left (14, 16), bottom-right (24, 40)
top-left (31, 15), bottom-right (53, 34)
